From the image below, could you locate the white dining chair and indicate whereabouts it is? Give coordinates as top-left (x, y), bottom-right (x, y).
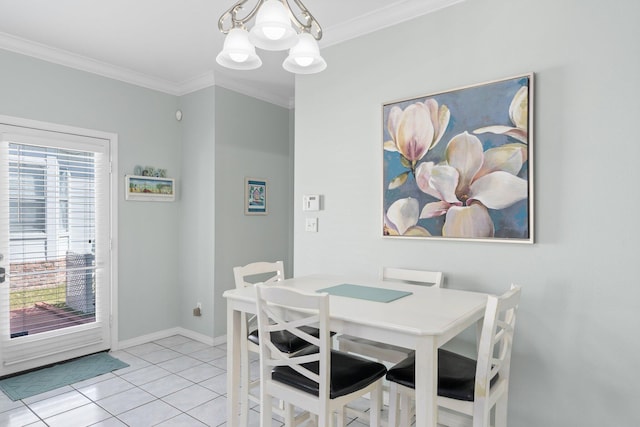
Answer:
top-left (255, 284), bottom-right (388, 427)
top-left (233, 261), bottom-right (313, 426)
top-left (337, 267), bottom-right (443, 364)
top-left (335, 268), bottom-right (443, 423)
top-left (386, 285), bottom-right (521, 427)
top-left (382, 267), bottom-right (444, 288)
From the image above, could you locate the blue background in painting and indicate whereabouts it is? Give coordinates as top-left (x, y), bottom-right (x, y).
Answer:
top-left (383, 76), bottom-right (530, 238)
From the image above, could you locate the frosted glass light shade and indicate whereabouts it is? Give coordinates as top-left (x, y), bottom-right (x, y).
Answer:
top-left (249, 0), bottom-right (297, 50)
top-left (216, 28), bottom-right (262, 70)
top-left (283, 33), bottom-right (326, 74)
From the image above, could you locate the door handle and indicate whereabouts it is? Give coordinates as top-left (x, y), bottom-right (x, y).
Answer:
top-left (0, 267), bottom-right (5, 283)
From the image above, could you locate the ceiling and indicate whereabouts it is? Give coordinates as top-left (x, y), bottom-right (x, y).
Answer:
top-left (0, 0), bottom-right (461, 107)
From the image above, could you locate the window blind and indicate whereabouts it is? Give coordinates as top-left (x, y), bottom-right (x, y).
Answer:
top-left (8, 143), bottom-right (98, 336)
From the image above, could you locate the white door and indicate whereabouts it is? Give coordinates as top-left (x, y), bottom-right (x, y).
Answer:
top-left (0, 117), bottom-right (117, 376)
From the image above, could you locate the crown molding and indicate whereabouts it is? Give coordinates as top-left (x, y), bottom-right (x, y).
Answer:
top-left (320, 0), bottom-right (464, 47)
top-left (176, 71), bottom-right (294, 108)
top-left (0, 0), bottom-right (462, 108)
top-left (213, 73), bottom-right (294, 109)
top-left (175, 72), bottom-right (216, 96)
top-left (0, 31), bottom-right (291, 107)
top-left (0, 31), bottom-right (183, 95)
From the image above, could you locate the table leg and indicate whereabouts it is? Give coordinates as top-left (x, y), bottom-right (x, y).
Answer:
top-left (227, 305), bottom-right (241, 427)
top-left (414, 337), bottom-right (438, 427)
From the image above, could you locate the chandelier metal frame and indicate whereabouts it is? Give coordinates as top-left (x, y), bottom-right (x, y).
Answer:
top-left (218, 0), bottom-right (323, 41)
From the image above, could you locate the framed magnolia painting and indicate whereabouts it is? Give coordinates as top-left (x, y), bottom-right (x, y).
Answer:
top-left (382, 73), bottom-right (534, 243)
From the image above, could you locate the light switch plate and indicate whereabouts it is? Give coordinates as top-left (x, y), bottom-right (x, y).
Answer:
top-left (305, 217), bottom-right (318, 232)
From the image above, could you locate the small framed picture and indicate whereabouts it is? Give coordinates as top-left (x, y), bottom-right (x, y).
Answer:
top-left (125, 175), bottom-right (175, 202)
top-left (245, 177), bottom-right (267, 215)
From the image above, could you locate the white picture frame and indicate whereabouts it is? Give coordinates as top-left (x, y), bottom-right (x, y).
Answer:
top-left (125, 175), bottom-right (175, 202)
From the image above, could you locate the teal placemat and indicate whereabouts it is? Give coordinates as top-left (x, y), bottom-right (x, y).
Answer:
top-left (0, 352), bottom-right (129, 401)
top-left (317, 284), bottom-right (412, 303)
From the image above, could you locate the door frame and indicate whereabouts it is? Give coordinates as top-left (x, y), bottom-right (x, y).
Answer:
top-left (0, 114), bottom-right (119, 372)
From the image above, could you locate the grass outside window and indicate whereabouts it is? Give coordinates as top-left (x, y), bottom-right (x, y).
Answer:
top-left (10, 283), bottom-right (67, 310)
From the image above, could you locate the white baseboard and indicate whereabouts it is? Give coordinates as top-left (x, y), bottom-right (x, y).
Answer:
top-left (116, 327), bottom-right (226, 350)
top-left (211, 334), bottom-right (227, 346)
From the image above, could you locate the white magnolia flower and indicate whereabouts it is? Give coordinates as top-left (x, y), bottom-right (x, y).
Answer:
top-left (384, 197), bottom-right (431, 236)
top-left (474, 86), bottom-right (529, 143)
top-left (416, 132), bottom-right (527, 238)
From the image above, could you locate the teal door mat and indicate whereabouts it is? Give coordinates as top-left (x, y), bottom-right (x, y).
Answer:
top-left (317, 284), bottom-right (413, 303)
top-left (0, 352), bottom-right (128, 401)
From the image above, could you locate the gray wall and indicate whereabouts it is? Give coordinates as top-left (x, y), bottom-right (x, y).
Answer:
top-left (0, 49), bottom-right (182, 341)
top-left (0, 50), bottom-right (294, 343)
top-left (170, 85), bottom-right (294, 339)
top-left (293, 0), bottom-right (640, 426)
top-left (177, 87), bottom-right (216, 336)
top-left (213, 87), bottom-right (293, 337)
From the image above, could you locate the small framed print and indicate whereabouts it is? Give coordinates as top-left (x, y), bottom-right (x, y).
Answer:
top-left (245, 177), bottom-right (267, 215)
top-left (125, 175), bottom-right (175, 202)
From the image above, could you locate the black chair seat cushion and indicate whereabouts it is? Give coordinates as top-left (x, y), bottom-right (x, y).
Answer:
top-left (248, 327), bottom-right (335, 354)
top-left (272, 346), bottom-right (387, 399)
top-left (385, 349), bottom-right (499, 402)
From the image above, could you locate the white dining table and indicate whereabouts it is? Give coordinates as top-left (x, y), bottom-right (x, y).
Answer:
top-left (224, 274), bottom-right (488, 427)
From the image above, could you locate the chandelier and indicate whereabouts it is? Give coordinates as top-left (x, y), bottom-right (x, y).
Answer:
top-left (216, 0), bottom-right (326, 74)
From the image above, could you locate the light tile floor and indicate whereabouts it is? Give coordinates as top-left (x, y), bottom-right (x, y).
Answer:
top-left (0, 335), bottom-right (377, 426)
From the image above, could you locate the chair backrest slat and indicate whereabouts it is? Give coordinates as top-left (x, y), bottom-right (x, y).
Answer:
top-left (474, 285), bottom-right (521, 414)
top-left (256, 284), bottom-right (331, 397)
top-left (233, 261), bottom-right (285, 289)
top-left (382, 267), bottom-right (443, 287)
top-left (233, 261), bottom-right (286, 335)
